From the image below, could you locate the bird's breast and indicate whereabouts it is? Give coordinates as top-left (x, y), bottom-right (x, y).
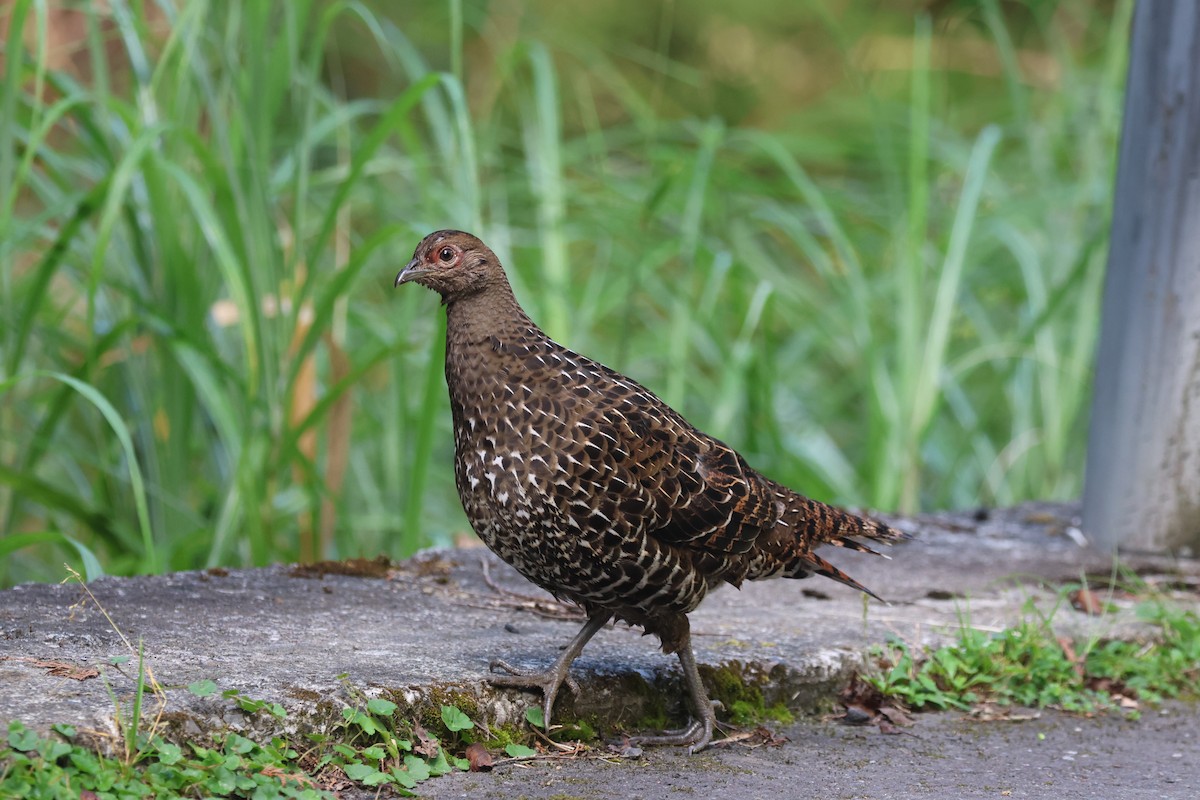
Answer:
top-left (450, 383), bottom-right (570, 531)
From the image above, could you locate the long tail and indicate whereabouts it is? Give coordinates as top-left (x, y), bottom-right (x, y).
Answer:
top-left (772, 490), bottom-right (910, 601)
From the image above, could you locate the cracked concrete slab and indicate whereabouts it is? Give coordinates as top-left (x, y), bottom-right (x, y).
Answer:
top-left (1, 503), bottom-right (1196, 752)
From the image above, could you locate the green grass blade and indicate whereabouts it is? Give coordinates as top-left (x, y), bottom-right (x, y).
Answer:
top-left (904, 125), bottom-right (1002, 507)
top-left (38, 372), bottom-right (157, 573)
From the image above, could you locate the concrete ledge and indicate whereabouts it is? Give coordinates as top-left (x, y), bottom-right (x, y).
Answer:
top-left (2, 502), bottom-right (1196, 751)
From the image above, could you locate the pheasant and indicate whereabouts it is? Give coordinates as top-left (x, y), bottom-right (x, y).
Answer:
top-left (395, 230), bottom-right (907, 752)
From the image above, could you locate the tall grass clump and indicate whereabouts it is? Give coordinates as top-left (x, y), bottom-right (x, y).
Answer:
top-left (0, 0), bottom-right (444, 582)
top-left (1, 0), bottom-right (1128, 585)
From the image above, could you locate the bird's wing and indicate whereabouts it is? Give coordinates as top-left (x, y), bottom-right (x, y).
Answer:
top-left (573, 380), bottom-right (779, 557)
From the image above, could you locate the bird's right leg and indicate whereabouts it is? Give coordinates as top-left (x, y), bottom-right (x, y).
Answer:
top-left (488, 612), bottom-right (612, 730)
top-left (628, 623), bottom-right (719, 753)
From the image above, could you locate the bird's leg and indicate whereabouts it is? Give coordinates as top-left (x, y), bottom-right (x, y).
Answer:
top-left (488, 612), bottom-right (612, 730)
top-left (629, 625), bottom-right (719, 753)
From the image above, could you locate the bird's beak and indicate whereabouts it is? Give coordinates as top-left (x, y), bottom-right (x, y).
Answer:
top-left (394, 257), bottom-right (427, 287)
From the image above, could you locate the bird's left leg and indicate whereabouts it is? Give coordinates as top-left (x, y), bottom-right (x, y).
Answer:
top-left (629, 620), bottom-right (719, 753)
top-left (488, 612), bottom-right (612, 730)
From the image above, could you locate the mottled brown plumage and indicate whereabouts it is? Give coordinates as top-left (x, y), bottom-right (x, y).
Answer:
top-left (395, 230), bottom-right (908, 751)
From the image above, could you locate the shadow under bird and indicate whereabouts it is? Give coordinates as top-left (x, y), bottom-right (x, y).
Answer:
top-left (395, 230), bottom-right (908, 752)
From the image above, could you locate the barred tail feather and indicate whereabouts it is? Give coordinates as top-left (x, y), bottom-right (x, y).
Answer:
top-left (780, 493), bottom-right (907, 539)
top-left (785, 553), bottom-right (886, 602)
top-left (775, 493), bottom-right (911, 601)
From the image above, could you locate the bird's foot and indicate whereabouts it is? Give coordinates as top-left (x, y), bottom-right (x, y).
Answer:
top-left (486, 614), bottom-right (611, 732)
top-left (628, 719), bottom-right (709, 753)
top-left (487, 659), bottom-right (580, 730)
top-left (627, 700), bottom-right (722, 754)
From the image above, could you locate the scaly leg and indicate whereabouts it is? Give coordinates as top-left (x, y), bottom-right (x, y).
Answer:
top-left (488, 612), bottom-right (612, 730)
top-left (629, 625), bottom-right (719, 753)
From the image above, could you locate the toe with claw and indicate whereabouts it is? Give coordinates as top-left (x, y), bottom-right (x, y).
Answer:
top-left (628, 699), bottom-right (722, 753)
top-left (487, 658), bottom-right (580, 729)
top-left (484, 613), bottom-right (611, 730)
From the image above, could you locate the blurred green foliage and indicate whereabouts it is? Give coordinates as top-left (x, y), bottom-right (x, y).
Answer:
top-left (0, 0), bottom-right (1128, 585)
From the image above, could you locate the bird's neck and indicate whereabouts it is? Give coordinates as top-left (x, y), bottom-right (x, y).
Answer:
top-left (443, 284), bottom-right (540, 349)
top-left (443, 285), bottom-right (550, 410)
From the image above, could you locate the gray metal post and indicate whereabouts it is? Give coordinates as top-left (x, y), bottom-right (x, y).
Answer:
top-left (1082, 0), bottom-right (1200, 553)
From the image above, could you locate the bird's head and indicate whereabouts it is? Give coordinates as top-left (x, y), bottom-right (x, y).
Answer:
top-left (395, 230), bottom-right (502, 301)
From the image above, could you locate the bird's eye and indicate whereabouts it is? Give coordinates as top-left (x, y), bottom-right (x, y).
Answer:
top-left (438, 247), bottom-right (455, 263)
